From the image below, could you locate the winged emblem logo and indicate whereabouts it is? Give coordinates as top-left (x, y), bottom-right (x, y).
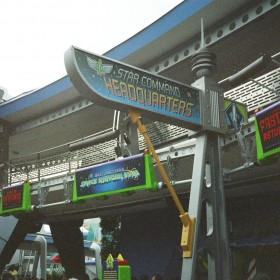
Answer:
top-left (87, 56), bottom-right (113, 76)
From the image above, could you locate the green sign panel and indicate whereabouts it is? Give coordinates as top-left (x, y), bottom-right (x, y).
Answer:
top-left (224, 99), bottom-right (248, 131)
top-left (101, 254), bottom-right (131, 280)
top-left (255, 100), bottom-right (280, 163)
top-left (73, 153), bottom-right (158, 202)
top-left (0, 181), bottom-right (32, 215)
top-left (65, 46), bottom-right (201, 129)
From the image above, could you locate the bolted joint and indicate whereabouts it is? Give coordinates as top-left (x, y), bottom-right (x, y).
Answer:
top-left (181, 216), bottom-right (196, 258)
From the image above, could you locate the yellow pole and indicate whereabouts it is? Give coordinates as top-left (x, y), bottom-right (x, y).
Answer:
top-left (129, 109), bottom-right (195, 257)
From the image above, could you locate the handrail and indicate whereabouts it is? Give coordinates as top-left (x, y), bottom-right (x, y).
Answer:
top-left (8, 128), bottom-right (118, 185)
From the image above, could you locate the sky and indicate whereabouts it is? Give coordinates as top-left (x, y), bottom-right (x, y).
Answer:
top-left (0, 0), bottom-right (182, 98)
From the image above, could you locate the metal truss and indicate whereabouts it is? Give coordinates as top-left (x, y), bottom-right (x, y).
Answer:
top-left (147, 0), bottom-right (279, 75)
top-left (11, 98), bottom-right (93, 134)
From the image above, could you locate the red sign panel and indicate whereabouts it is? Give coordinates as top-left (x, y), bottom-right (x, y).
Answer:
top-left (2, 184), bottom-right (24, 211)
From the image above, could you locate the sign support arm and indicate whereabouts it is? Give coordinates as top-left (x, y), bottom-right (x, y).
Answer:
top-left (129, 108), bottom-right (195, 257)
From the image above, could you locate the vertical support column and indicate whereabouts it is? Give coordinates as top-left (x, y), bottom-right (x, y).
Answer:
top-left (50, 219), bottom-right (86, 280)
top-left (181, 123), bottom-right (231, 279)
top-left (34, 235), bottom-right (47, 280)
top-left (204, 133), bottom-right (231, 279)
top-left (0, 217), bottom-right (42, 273)
top-left (32, 251), bottom-right (40, 278)
top-left (0, 120), bottom-right (9, 187)
top-left (180, 134), bottom-right (207, 280)
top-left (181, 35), bottom-right (231, 279)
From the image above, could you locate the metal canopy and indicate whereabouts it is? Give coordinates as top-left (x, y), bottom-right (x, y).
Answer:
top-left (0, 0), bottom-right (278, 191)
top-left (1, 0), bottom-right (279, 126)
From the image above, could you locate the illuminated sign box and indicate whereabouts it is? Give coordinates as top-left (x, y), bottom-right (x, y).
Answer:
top-left (101, 254), bottom-right (131, 280)
top-left (73, 153), bottom-right (158, 202)
top-left (0, 181), bottom-right (32, 215)
top-left (255, 100), bottom-right (280, 163)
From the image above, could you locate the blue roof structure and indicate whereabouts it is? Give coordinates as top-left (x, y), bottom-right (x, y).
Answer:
top-left (0, 0), bottom-right (223, 120)
top-left (104, 0), bottom-right (213, 60)
top-left (0, 77), bottom-right (72, 119)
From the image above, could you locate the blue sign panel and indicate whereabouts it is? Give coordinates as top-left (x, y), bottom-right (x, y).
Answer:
top-left (73, 153), bottom-right (158, 202)
top-left (65, 46), bottom-right (201, 129)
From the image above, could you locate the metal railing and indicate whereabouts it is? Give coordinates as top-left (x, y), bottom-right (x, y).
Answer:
top-left (7, 67), bottom-right (280, 185)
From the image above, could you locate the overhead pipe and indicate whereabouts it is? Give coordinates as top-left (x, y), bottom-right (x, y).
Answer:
top-left (33, 235), bottom-right (47, 280)
top-left (32, 200), bottom-right (72, 210)
top-left (68, 130), bottom-right (120, 152)
top-left (272, 52), bottom-right (280, 66)
top-left (228, 54), bottom-right (271, 87)
top-left (31, 251), bottom-right (40, 278)
top-left (219, 54), bottom-right (272, 87)
top-left (223, 162), bottom-right (255, 176)
top-left (90, 243), bottom-right (102, 278)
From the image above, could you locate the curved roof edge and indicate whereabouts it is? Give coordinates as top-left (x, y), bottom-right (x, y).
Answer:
top-left (0, 1), bottom-right (213, 119)
top-left (104, 0), bottom-right (213, 60)
top-left (0, 76), bottom-right (72, 119)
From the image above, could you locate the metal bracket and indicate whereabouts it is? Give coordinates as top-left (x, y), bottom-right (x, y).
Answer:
top-left (37, 182), bottom-right (49, 208)
top-left (119, 112), bottom-right (139, 156)
top-left (236, 126), bottom-right (254, 164)
top-left (167, 146), bottom-right (178, 182)
top-left (223, 124), bottom-right (256, 179)
top-left (32, 174), bottom-right (75, 208)
top-left (63, 173), bottom-right (74, 202)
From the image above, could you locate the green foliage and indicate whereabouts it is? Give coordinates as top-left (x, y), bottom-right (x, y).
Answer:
top-left (100, 215), bottom-right (121, 261)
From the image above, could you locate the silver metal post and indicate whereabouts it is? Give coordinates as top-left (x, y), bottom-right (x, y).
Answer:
top-left (181, 134), bottom-right (207, 280)
top-left (181, 21), bottom-right (232, 278)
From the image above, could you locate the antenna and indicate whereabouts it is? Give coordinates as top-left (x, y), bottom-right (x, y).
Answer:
top-left (191, 18), bottom-right (216, 79)
top-left (200, 18), bottom-right (205, 49)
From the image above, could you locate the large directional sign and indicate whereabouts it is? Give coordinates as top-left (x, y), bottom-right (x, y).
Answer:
top-left (65, 46), bottom-right (201, 129)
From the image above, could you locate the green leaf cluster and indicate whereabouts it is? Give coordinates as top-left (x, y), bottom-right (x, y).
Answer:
top-left (100, 215), bottom-right (121, 261)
